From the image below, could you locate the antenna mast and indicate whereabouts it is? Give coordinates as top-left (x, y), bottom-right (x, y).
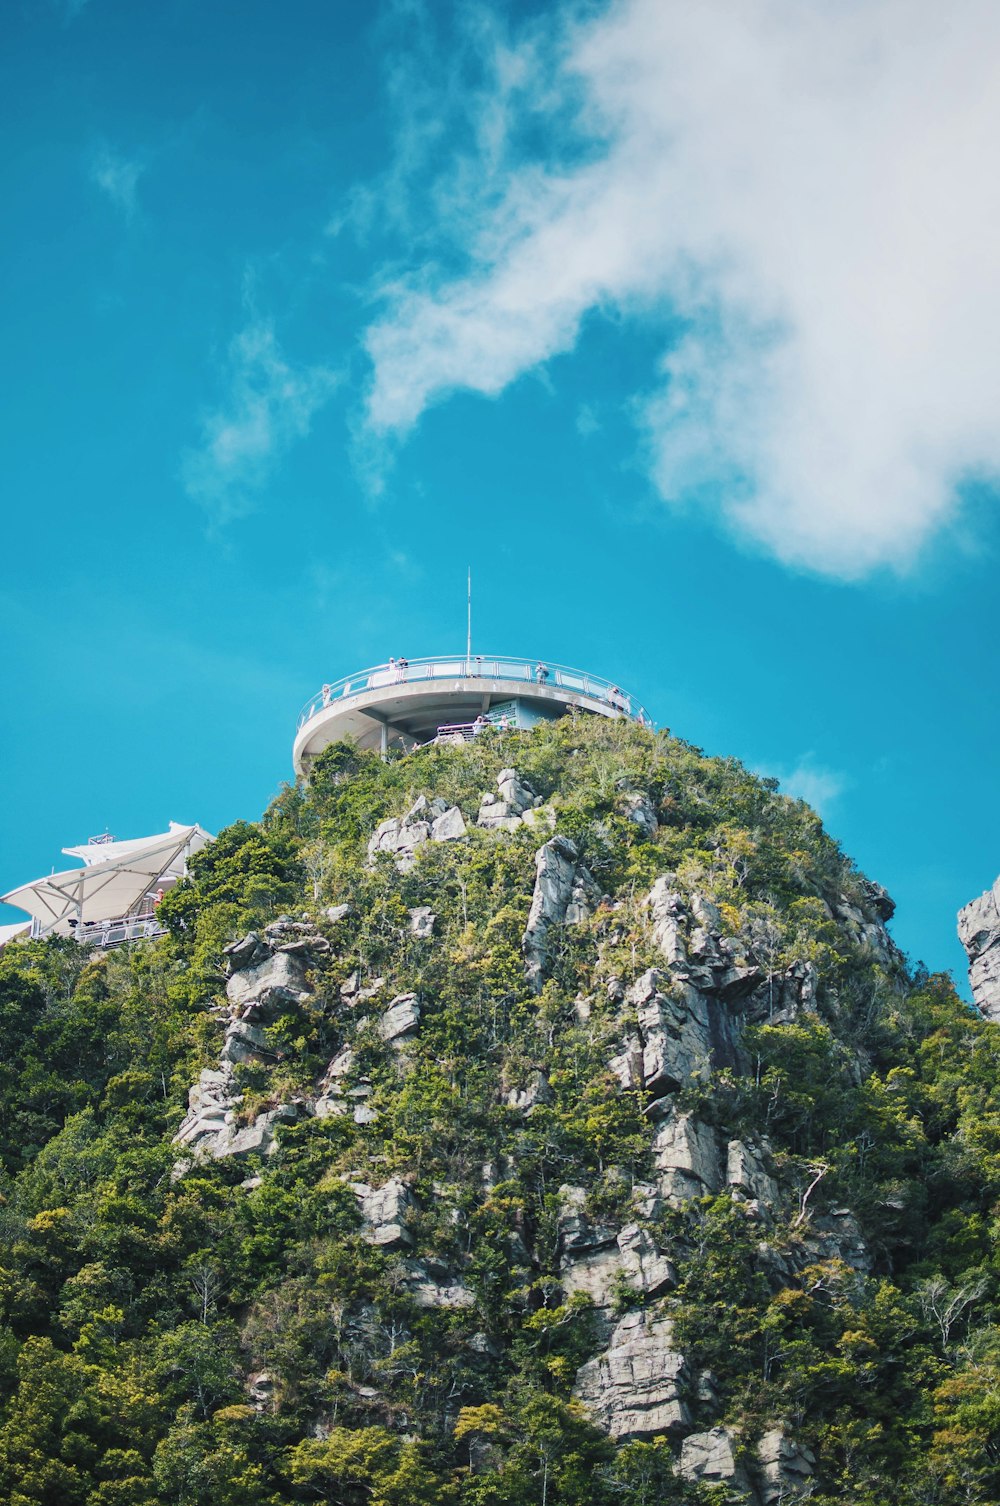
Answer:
top-left (467, 566), bottom-right (472, 665)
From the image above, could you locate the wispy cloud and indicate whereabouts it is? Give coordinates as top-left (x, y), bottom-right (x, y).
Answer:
top-left (767, 758), bottom-right (846, 820)
top-left (183, 322), bottom-right (338, 527)
top-left (361, 0), bottom-right (1000, 579)
top-left (89, 143), bottom-right (144, 223)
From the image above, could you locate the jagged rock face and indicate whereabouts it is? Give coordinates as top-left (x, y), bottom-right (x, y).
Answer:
top-left (522, 835), bottom-right (599, 992)
top-left (506, 1068), bottom-right (552, 1112)
top-left (680, 1421), bottom-right (750, 1493)
top-left (959, 876), bottom-right (1000, 1020)
top-left (573, 1309), bottom-right (690, 1439)
top-left (368, 795), bottom-right (467, 870)
top-left (727, 1138), bottom-right (780, 1208)
top-left (756, 1427), bottom-right (816, 1503)
top-left (163, 747), bottom-right (897, 1499)
top-left (619, 788), bottom-right (658, 839)
top-left (408, 906), bottom-right (435, 938)
top-left (478, 769), bottom-right (540, 831)
top-left (609, 969), bottom-right (739, 1094)
top-left (379, 993), bottom-right (420, 1045)
top-left (646, 879), bottom-right (762, 1001)
top-left (561, 1221), bottom-right (676, 1310)
top-left (651, 1109), bottom-right (722, 1201)
top-left (352, 1176), bottom-right (415, 1247)
top-left (679, 1426), bottom-right (750, 1492)
top-left (226, 949), bottom-right (311, 1017)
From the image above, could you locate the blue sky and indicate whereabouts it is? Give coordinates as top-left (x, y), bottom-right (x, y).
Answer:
top-left (2, 0), bottom-right (997, 990)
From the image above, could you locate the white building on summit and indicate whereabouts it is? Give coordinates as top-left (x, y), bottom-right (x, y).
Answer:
top-left (293, 652), bottom-right (650, 774)
top-left (0, 822), bottom-right (213, 948)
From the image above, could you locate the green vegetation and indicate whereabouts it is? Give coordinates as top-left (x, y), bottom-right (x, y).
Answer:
top-left (0, 716), bottom-right (995, 1503)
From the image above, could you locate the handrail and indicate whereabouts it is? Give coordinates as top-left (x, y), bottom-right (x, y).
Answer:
top-left (296, 654), bottom-right (651, 731)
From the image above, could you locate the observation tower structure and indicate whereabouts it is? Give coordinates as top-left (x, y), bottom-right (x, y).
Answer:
top-left (293, 653), bottom-right (651, 776)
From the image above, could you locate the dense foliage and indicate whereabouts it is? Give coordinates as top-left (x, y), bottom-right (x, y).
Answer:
top-left (0, 716), bottom-right (996, 1504)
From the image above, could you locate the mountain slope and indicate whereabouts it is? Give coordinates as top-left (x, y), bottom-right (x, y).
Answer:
top-left (0, 716), bottom-right (996, 1506)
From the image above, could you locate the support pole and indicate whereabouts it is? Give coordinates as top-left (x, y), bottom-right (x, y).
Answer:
top-left (466, 566), bottom-right (472, 671)
top-left (380, 721), bottom-right (388, 759)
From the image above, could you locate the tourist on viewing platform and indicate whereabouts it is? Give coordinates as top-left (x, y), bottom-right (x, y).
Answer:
top-left (473, 714), bottom-right (488, 735)
top-left (321, 683), bottom-right (332, 707)
top-left (607, 683), bottom-right (625, 711)
top-left (535, 661), bottom-right (549, 684)
top-left (499, 713), bottom-right (511, 731)
top-left (397, 656), bottom-right (409, 680)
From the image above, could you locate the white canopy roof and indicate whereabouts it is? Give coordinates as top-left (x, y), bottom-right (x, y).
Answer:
top-left (0, 921), bottom-right (31, 948)
top-left (1, 823), bottom-right (213, 934)
top-left (63, 821), bottom-right (212, 872)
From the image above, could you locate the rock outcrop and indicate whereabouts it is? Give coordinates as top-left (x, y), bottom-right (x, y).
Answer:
top-left (959, 876), bottom-right (1000, 1021)
top-left (174, 919), bottom-right (328, 1164)
top-left (352, 1176), bottom-right (416, 1248)
top-left (756, 1427), bottom-right (816, 1503)
top-left (368, 796), bottom-right (466, 870)
top-left (651, 1109), bottom-right (722, 1201)
top-left (522, 835), bottom-right (600, 992)
top-left (574, 1308), bottom-right (690, 1438)
top-left (678, 1426), bottom-right (750, 1493)
top-left (610, 969), bottom-right (738, 1095)
top-left (478, 768), bottom-right (541, 831)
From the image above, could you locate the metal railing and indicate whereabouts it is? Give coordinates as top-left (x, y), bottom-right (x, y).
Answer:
top-left (42, 908), bottom-right (168, 948)
top-left (297, 654), bottom-right (651, 731)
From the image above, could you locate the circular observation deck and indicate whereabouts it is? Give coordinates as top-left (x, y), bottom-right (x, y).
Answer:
top-left (293, 654), bottom-right (650, 775)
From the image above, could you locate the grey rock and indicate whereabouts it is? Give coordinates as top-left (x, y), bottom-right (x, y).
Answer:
top-left (173, 1067), bottom-right (239, 1148)
top-left (558, 1185), bottom-right (619, 1254)
top-left (379, 993), bottom-right (420, 1045)
top-left (522, 836), bottom-right (598, 992)
top-left (959, 876), bottom-right (1000, 1021)
top-left (621, 791), bottom-right (658, 839)
top-left (802, 1208), bottom-right (871, 1274)
top-left (646, 877), bottom-right (688, 966)
top-left (224, 932), bottom-right (269, 970)
top-left (408, 907), bottom-right (436, 939)
top-left (610, 971), bottom-right (724, 1095)
top-left (756, 1428), bottom-right (816, 1503)
top-left (497, 769), bottom-right (536, 813)
top-left (220, 1020), bottom-right (272, 1065)
top-left (432, 805), bottom-right (467, 843)
top-left (368, 796), bottom-right (466, 870)
top-left (322, 1044), bottom-right (354, 1083)
top-left (325, 903), bottom-right (353, 924)
top-left (562, 1223), bottom-right (676, 1310)
top-left (678, 1427), bottom-right (749, 1491)
top-left (520, 805), bottom-right (556, 832)
top-left (401, 1259), bottom-right (475, 1309)
top-left (247, 1371), bottom-right (276, 1410)
top-left (226, 950), bottom-right (310, 1016)
top-left (834, 888), bottom-right (900, 966)
top-left (727, 1139), bottom-right (780, 1207)
top-left (506, 1068), bottom-right (553, 1113)
top-left (353, 1177), bottom-right (415, 1247)
top-left (652, 1111), bottom-right (721, 1202)
top-left (574, 1308), bottom-right (690, 1439)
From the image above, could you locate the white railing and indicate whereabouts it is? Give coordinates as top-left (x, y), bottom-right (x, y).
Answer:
top-left (52, 910), bottom-right (167, 948)
top-left (297, 654), bottom-right (650, 731)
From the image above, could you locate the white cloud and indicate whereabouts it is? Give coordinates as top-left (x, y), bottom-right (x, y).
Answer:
top-left (767, 758), bottom-right (846, 818)
top-left (183, 323), bottom-right (338, 526)
top-left (89, 144), bottom-right (144, 222)
top-left (362, 0), bottom-right (1000, 578)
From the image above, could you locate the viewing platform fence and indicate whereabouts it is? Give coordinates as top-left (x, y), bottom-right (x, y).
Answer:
top-left (297, 655), bottom-right (650, 731)
top-left (32, 908), bottom-right (168, 948)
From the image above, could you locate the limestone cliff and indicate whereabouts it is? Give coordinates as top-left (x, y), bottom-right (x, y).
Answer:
top-left (959, 875), bottom-right (1000, 1019)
